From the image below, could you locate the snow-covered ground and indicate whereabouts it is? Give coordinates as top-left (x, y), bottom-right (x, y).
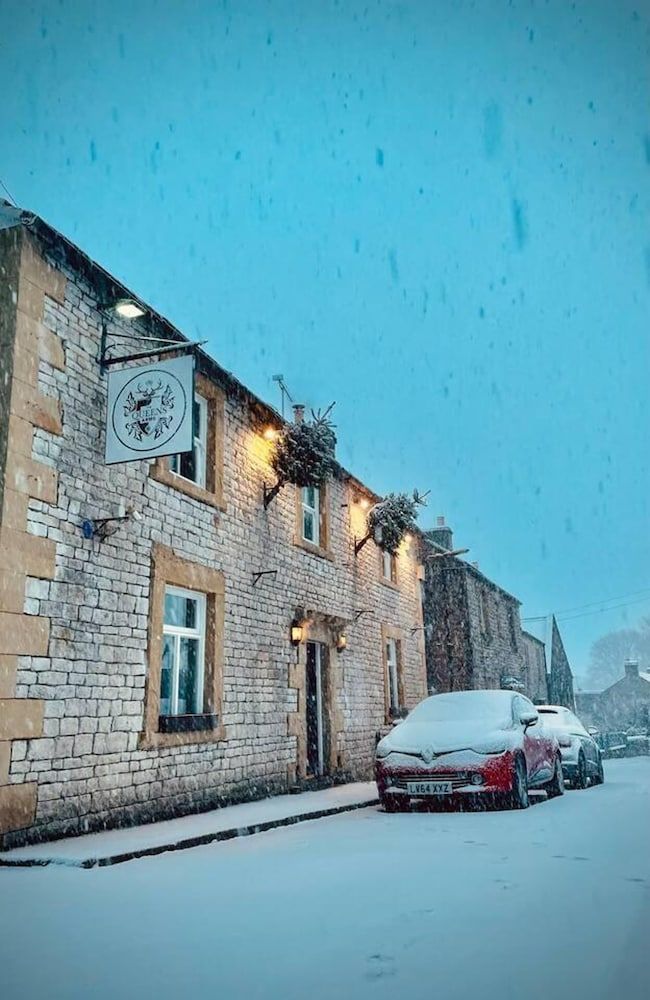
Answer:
top-left (1, 758), bottom-right (649, 1000)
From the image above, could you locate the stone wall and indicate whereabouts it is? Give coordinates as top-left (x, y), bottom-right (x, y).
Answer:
top-left (421, 543), bottom-right (529, 697)
top-left (0, 225), bottom-right (426, 847)
top-left (521, 631), bottom-right (548, 704)
top-left (464, 571), bottom-right (525, 691)
top-left (0, 228), bottom-right (66, 839)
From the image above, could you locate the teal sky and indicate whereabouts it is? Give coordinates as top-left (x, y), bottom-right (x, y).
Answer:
top-left (1, 0), bottom-right (648, 678)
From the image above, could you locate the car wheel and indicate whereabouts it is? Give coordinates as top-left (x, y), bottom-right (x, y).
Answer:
top-left (592, 755), bottom-right (605, 786)
top-left (382, 796), bottom-right (407, 813)
top-left (573, 752), bottom-right (588, 789)
top-left (508, 755), bottom-right (530, 809)
top-left (546, 755), bottom-right (565, 799)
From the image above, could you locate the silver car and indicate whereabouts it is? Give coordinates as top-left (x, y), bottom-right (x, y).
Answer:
top-left (536, 705), bottom-right (604, 789)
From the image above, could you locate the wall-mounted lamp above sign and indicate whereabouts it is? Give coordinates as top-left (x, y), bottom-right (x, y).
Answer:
top-left (105, 354), bottom-right (195, 465)
top-left (111, 298), bottom-right (147, 320)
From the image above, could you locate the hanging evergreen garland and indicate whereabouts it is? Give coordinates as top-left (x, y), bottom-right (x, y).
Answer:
top-left (265, 406), bottom-right (336, 506)
top-left (357, 489), bottom-right (428, 555)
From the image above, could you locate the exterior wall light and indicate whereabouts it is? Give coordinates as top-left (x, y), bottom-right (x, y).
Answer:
top-left (263, 427), bottom-right (279, 442)
top-left (290, 621), bottom-right (304, 646)
top-left (336, 634), bottom-right (347, 652)
top-left (358, 497), bottom-right (370, 510)
top-left (112, 298), bottom-right (146, 320)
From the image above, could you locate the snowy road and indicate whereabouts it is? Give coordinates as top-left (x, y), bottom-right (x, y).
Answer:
top-left (2, 758), bottom-right (649, 1000)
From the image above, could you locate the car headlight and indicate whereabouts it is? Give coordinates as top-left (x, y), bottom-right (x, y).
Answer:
top-left (470, 745), bottom-right (507, 755)
top-left (375, 742), bottom-right (392, 759)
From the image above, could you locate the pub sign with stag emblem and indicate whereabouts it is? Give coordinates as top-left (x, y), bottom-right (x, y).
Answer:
top-left (105, 355), bottom-right (195, 464)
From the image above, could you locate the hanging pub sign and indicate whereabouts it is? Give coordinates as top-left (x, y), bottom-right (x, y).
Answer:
top-left (105, 354), bottom-right (195, 465)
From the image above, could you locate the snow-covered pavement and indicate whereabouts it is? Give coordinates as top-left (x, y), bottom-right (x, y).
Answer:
top-left (1, 758), bottom-right (649, 1000)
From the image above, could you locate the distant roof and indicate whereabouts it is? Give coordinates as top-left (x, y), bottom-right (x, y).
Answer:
top-left (422, 537), bottom-right (520, 605)
top-left (522, 629), bottom-right (545, 647)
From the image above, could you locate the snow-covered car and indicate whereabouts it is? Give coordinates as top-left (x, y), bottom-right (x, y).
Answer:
top-left (375, 690), bottom-right (563, 811)
top-left (536, 705), bottom-right (604, 787)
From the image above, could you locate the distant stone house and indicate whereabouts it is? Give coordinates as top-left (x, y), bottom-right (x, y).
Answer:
top-left (522, 615), bottom-right (575, 710)
top-left (0, 209), bottom-right (427, 848)
top-left (521, 630), bottom-right (549, 704)
top-left (420, 519), bottom-right (532, 697)
top-left (576, 660), bottom-right (650, 733)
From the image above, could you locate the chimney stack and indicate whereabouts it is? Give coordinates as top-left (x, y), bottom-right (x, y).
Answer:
top-left (427, 515), bottom-right (453, 552)
top-left (625, 658), bottom-right (639, 679)
top-left (292, 404), bottom-right (305, 425)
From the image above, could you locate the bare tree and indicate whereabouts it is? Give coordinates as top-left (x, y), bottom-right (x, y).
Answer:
top-left (584, 617), bottom-right (650, 691)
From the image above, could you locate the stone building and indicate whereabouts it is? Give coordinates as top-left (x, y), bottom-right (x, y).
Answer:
top-left (0, 209), bottom-right (427, 848)
top-left (521, 630), bottom-right (549, 704)
top-left (522, 615), bottom-right (575, 710)
top-left (420, 519), bottom-right (532, 697)
top-left (575, 660), bottom-right (650, 733)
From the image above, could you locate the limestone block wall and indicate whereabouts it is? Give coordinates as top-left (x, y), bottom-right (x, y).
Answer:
top-left (521, 631), bottom-right (548, 703)
top-left (0, 224), bottom-right (426, 847)
top-left (465, 573), bottom-right (526, 691)
top-left (0, 228), bottom-right (66, 838)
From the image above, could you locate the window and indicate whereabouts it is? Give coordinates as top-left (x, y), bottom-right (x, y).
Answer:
top-left (169, 393), bottom-right (207, 487)
top-left (386, 637), bottom-right (401, 716)
top-left (381, 548), bottom-right (397, 584)
top-left (508, 607), bottom-right (519, 650)
top-left (150, 375), bottom-right (224, 510)
top-left (301, 486), bottom-right (320, 545)
top-left (480, 591), bottom-right (491, 637)
top-left (160, 586), bottom-right (206, 716)
top-left (141, 544), bottom-right (224, 749)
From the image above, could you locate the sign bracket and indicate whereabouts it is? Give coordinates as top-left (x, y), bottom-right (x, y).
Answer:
top-left (98, 314), bottom-right (206, 374)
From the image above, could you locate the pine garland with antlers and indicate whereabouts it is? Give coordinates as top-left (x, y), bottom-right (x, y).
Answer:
top-left (265, 405), bottom-right (337, 505)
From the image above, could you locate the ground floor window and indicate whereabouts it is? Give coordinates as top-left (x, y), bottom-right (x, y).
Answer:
top-left (141, 544), bottom-right (225, 748)
top-left (160, 586), bottom-right (206, 716)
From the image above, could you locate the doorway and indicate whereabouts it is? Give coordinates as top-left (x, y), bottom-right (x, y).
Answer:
top-left (306, 641), bottom-right (330, 777)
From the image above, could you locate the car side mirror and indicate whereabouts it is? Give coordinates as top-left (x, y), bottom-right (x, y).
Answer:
top-left (520, 711), bottom-right (538, 728)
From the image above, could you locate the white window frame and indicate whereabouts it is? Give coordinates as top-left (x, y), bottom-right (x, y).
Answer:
top-left (301, 486), bottom-right (320, 546)
top-left (161, 585), bottom-right (206, 716)
top-left (169, 392), bottom-right (208, 488)
top-left (386, 637), bottom-right (400, 714)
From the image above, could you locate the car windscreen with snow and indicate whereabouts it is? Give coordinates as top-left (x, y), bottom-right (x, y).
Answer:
top-left (405, 691), bottom-right (516, 728)
top-left (537, 707), bottom-right (589, 737)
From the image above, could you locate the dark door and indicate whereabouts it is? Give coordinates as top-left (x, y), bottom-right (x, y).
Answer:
top-left (306, 641), bottom-right (330, 777)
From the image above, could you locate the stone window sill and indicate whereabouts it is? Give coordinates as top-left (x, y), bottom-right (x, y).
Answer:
top-left (150, 462), bottom-right (225, 512)
top-left (379, 577), bottom-right (400, 592)
top-left (138, 724), bottom-right (226, 750)
top-left (158, 713), bottom-right (219, 734)
top-left (293, 537), bottom-right (334, 562)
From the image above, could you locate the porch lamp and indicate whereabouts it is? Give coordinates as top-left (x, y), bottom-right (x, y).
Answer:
top-left (290, 621), bottom-right (304, 647)
top-left (336, 634), bottom-right (348, 652)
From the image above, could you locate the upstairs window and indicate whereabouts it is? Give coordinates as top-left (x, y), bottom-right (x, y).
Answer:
top-left (169, 393), bottom-right (208, 488)
top-left (160, 586), bottom-right (206, 717)
top-left (301, 486), bottom-right (320, 546)
top-left (381, 548), bottom-right (397, 584)
top-left (385, 636), bottom-right (402, 717)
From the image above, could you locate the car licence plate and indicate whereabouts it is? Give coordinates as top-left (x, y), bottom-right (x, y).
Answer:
top-left (406, 780), bottom-right (452, 795)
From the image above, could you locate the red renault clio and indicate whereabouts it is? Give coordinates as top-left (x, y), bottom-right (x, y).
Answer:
top-left (376, 689), bottom-right (563, 810)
